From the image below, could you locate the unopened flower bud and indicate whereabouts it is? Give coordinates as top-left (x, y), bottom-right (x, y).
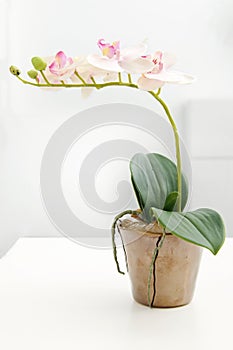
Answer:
top-left (27, 69), bottom-right (39, 79)
top-left (31, 57), bottom-right (47, 71)
top-left (9, 65), bottom-right (21, 76)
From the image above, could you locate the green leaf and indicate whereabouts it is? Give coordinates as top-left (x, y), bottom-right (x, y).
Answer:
top-left (130, 153), bottom-right (188, 221)
top-left (151, 207), bottom-right (225, 254)
top-left (131, 175), bottom-right (145, 211)
top-left (164, 191), bottom-right (179, 211)
top-left (31, 57), bottom-right (47, 71)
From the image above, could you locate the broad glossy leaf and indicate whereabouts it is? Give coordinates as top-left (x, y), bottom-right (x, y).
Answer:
top-left (164, 191), bottom-right (179, 211)
top-left (130, 153), bottom-right (188, 220)
top-left (151, 207), bottom-right (225, 254)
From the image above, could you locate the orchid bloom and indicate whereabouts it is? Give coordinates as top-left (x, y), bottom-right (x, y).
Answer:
top-left (35, 51), bottom-right (76, 84)
top-left (137, 51), bottom-right (195, 91)
top-left (47, 51), bottom-right (76, 81)
top-left (87, 39), bottom-right (154, 74)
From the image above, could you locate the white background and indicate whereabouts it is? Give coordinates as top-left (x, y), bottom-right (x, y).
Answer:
top-left (0, 0), bottom-right (232, 251)
top-left (0, 1), bottom-right (232, 349)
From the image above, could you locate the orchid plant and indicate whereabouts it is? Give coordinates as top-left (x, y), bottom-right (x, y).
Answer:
top-left (10, 39), bottom-right (225, 307)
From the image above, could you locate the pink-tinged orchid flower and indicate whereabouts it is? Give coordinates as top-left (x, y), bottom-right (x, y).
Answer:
top-left (87, 39), bottom-right (154, 74)
top-left (36, 51), bottom-right (76, 84)
top-left (48, 51), bottom-right (76, 81)
top-left (97, 39), bottom-right (120, 59)
top-left (137, 51), bottom-right (195, 91)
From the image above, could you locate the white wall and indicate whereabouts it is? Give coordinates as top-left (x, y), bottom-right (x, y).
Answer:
top-left (0, 0), bottom-right (232, 246)
top-left (185, 100), bottom-right (233, 235)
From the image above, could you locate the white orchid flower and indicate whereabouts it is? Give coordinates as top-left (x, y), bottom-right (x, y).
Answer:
top-left (137, 51), bottom-right (195, 91)
top-left (87, 39), bottom-right (154, 74)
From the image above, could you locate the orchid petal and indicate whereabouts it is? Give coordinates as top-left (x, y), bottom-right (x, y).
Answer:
top-left (97, 39), bottom-right (120, 58)
top-left (74, 56), bottom-right (94, 74)
top-left (70, 74), bottom-right (82, 84)
top-left (67, 57), bottom-right (74, 65)
top-left (55, 51), bottom-right (67, 68)
top-left (144, 70), bottom-right (195, 84)
top-left (153, 50), bottom-right (163, 61)
top-left (163, 52), bottom-right (176, 69)
top-left (112, 40), bottom-right (120, 51)
top-left (102, 46), bottom-right (115, 58)
top-left (39, 70), bottom-right (60, 84)
top-left (120, 42), bottom-right (147, 59)
top-left (87, 54), bottom-right (124, 72)
top-left (58, 68), bottom-right (76, 80)
top-left (137, 76), bottom-right (164, 91)
top-left (97, 39), bottom-right (107, 50)
top-left (103, 72), bottom-right (118, 82)
top-left (70, 72), bottom-right (91, 84)
top-left (73, 56), bottom-right (108, 80)
top-left (119, 57), bottom-right (154, 74)
top-left (49, 65), bottom-right (75, 80)
top-left (49, 61), bottom-right (58, 75)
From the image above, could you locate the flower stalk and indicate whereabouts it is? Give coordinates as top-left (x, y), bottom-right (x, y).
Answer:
top-left (148, 91), bottom-right (182, 212)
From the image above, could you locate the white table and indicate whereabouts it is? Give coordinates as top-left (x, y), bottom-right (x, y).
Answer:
top-left (0, 237), bottom-right (232, 350)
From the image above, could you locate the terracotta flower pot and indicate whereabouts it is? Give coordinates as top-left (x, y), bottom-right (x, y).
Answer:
top-left (119, 218), bottom-right (202, 308)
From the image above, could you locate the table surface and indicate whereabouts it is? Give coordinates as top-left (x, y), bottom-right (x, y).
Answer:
top-left (0, 237), bottom-right (232, 350)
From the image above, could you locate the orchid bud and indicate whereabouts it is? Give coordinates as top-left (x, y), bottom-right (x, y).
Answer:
top-left (31, 57), bottom-right (47, 71)
top-left (9, 65), bottom-right (21, 76)
top-left (27, 69), bottom-right (39, 79)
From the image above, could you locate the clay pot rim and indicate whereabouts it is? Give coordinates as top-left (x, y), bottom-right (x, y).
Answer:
top-left (119, 218), bottom-right (172, 238)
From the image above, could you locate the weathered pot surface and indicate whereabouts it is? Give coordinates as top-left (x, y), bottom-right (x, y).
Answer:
top-left (119, 218), bottom-right (202, 308)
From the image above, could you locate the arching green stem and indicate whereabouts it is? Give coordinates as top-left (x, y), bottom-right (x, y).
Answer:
top-left (15, 74), bottom-right (138, 89)
top-left (148, 91), bottom-right (182, 212)
top-left (111, 210), bottom-right (139, 274)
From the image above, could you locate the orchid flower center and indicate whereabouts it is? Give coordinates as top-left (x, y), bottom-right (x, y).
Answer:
top-left (97, 39), bottom-right (120, 59)
top-left (151, 51), bottom-right (164, 73)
